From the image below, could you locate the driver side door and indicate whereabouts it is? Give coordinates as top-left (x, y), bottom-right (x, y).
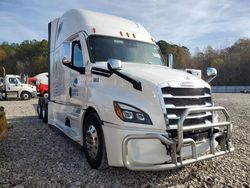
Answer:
top-left (69, 33), bottom-right (88, 107)
top-left (7, 77), bottom-right (19, 92)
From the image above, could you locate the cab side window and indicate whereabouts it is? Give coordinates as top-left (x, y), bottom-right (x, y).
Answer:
top-left (9, 78), bottom-right (17, 84)
top-left (72, 42), bottom-right (84, 68)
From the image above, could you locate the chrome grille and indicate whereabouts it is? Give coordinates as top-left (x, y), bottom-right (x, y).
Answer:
top-left (161, 87), bottom-right (213, 130)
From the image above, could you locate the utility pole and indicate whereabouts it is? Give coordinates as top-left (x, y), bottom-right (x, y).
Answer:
top-left (2, 67), bottom-right (5, 77)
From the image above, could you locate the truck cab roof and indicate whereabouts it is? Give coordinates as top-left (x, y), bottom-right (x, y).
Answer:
top-left (5, 75), bottom-right (20, 78)
top-left (52, 9), bottom-right (154, 50)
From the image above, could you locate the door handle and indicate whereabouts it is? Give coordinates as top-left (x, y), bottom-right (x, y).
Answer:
top-left (69, 87), bottom-right (72, 97)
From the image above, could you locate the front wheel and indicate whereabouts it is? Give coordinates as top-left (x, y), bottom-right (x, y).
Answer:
top-left (83, 113), bottom-right (108, 169)
top-left (43, 92), bottom-right (48, 99)
top-left (21, 91), bottom-right (31, 100)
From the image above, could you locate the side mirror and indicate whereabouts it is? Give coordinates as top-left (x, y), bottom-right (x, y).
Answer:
top-left (62, 56), bottom-right (70, 64)
top-left (107, 59), bottom-right (122, 71)
top-left (36, 80), bottom-right (41, 85)
top-left (168, 54), bottom-right (173, 68)
top-left (61, 42), bottom-right (72, 64)
top-left (206, 67), bottom-right (217, 83)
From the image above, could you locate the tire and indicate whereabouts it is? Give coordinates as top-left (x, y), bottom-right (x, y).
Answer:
top-left (3, 92), bottom-right (7, 100)
top-left (83, 113), bottom-right (108, 169)
top-left (43, 92), bottom-right (48, 99)
top-left (42, 101), bottom-right (48, 123)
top-left (21, 91), bottom-right (31, 100)
top-left (37, 98), bottom-right (43, 119)
top-left (0, 92), bottom-right (7, 100)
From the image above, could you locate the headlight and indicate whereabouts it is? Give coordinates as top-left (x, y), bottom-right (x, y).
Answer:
top-left (113, 101), bottom-right (152, 125)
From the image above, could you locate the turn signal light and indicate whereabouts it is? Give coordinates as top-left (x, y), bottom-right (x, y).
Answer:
top-left (114, 103), bottom-right (124, 120)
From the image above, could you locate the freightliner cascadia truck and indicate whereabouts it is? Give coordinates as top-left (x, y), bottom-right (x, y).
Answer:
top-left (38, 9), bottom-right (234, 170)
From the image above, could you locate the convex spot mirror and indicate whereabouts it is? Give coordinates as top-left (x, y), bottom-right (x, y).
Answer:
top-left (61, 42), bottom-right (72, 65)
top-left (107, 59), bottom-right (122, 71)
top-left (206, 67), bottom-right (217, 83)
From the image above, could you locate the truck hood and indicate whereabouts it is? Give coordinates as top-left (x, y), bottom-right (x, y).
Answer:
top-left (119, 63), bottom-right (210, 88)
top-left (21, 83), bottom-right (36, 91)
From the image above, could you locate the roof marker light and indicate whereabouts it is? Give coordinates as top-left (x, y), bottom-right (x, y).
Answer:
top-left (133, 33), bottom-right (136, 38)
top-left (93, 27), bottom-right (96, 33)
top-left (120, 31), bottom-right (123, 36)
top-left (126, 32), bottom-right (129, 37)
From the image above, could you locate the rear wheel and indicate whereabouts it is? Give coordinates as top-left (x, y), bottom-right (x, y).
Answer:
top-left (21, 91), bottom-right (31, 100)
top-left (42, 101), bottom-right (48, 123)
top-left (83, 113), bottom-right (108, 169)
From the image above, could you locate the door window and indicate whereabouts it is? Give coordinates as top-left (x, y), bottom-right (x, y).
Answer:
top-left (9, 78), bottom-right (17, 84)
top-left (72, 42), bottom-right (84, 68)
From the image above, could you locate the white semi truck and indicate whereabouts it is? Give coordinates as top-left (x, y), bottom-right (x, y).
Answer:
top-left (38, 9), bottom-right (234, 170)
top-left (0, 74), bottom-right (37, 100)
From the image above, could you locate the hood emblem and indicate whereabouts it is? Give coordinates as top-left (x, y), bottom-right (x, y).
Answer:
top-left (186, 77), bottom-right (190, 80)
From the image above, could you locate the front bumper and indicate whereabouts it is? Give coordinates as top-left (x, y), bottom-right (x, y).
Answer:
top-left (121, 106), bottom-right (234, 171)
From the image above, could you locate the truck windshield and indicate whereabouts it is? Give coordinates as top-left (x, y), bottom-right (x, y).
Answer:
top-left (88, 36), bottom-right (163, 65)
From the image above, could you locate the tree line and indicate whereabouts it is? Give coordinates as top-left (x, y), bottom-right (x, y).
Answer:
top-left (0, 40), bottom-right (48, 77)
top-left (157, 38), bottom-right (250, 85)
top-left (0, 38), bottom-right (250, 85)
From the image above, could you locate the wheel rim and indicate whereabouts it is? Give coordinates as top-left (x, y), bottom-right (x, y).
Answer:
top-left (23, 93), bottom-right (29, 99)
top-left (85, 125), bottom-right (99, 159)
top-left (44, 93), bottom-right (48, 98)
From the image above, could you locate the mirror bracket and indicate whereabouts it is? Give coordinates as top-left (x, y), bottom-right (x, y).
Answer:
top-left (106, 59), bottom-right (142, 91)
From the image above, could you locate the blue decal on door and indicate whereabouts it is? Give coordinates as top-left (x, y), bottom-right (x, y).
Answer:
top-left (72, 78), bottom-right (79, 96)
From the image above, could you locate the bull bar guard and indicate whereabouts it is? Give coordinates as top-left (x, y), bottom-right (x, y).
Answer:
top-left (122, 106), bottom-right (234, 171)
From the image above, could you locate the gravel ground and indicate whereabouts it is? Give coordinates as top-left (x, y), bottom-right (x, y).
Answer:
top-left (0, 94), bottom-right (249, 187)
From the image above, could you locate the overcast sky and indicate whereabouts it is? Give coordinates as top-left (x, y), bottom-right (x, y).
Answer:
top-left (0, 0), bottom-right (250, 54)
